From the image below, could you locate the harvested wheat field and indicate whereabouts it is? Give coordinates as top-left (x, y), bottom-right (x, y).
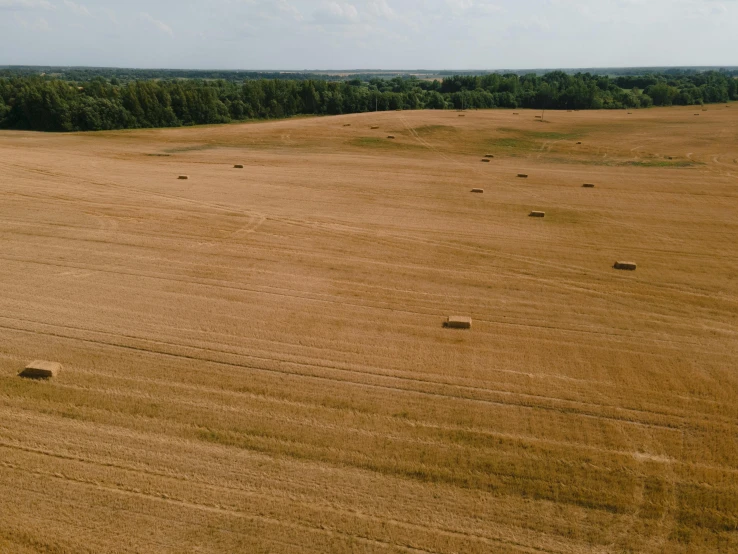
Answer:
top-left (0, 106), bottom-right (737, 553)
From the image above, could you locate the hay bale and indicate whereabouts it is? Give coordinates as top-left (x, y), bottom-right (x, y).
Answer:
top-left (481, 159), bottom-right (491, 163)
top-left (627, 112), bottom-right (633, 115)
top-left (20, 360), bottom-right (62, 379)
top-left (582, 183), bottom-right (595, 188)
top-left (234, 164), bottom-right (244, 168)
top-left (387, 135), bottom-right (395, 139)
top-left (445, 316), bottom-right (472, 329)
top-left (529, 211), bottom-right (545, 218)
top-left (343, 123), bottom-right (351, 127)
top-left (694, 114), bottom-right (700, 116)
top-left (178, 175), bottom-right (189, 180)
top-left (576, 141), bottom-right (582, 145)
top-left (458, 114), bottom-right (465, 117)
top-left (513, 113), bottom-right (520, 115)
top-left (484, 154), bottom-right (494, 158)
top-left (370, 126), bottom-right (379, 129)
top-left (517, 174), bottom-right (528, 178)
top-left (471, 188), bottom-right (484, 193)
top-left (614, 261), bottom-right (637, 271)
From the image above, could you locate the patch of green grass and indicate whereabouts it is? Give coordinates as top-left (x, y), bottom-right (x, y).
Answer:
top-left (541, 156), bottom-right (703, 168)
top-left (413, 125), bottom-right (458, 137)
top-left (486, 128), bottom-right (585, 155)
top-left (496, 127), bottom-right (584, 141)
top-left (349, 137), bottom-right (423, 150)
top-left (543, 156), bottom-right (616, 166)
top-left (486, 137), bottom-right (537, 150)
top-left (163, 144), bottom-right (218, 154)
top-left (528, 131), bottom-right (583, 140)
top-left (624, 160), bottom-right (703, 168)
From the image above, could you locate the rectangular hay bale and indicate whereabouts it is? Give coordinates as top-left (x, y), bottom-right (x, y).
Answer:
top-left (529, 211), bottom-right (545, 218)
top-left (582, 183), bottom-right (595, 188)
top-left (614, 261), bottom-right (637, 271)
top-left (445, 316), bottom-right (472, 329)
top-left (234, 164), bottom-right (244, 168)
top-left (178, 175), bottom-right (189, 180)
top-left (481, 159), bottom-right (491, 163)
top-left (517, 174), bottom-right (528, 178)
top-left (20, 360), bottom-right (62, 379)
top-left (471, 188), bottom-right (484, 193)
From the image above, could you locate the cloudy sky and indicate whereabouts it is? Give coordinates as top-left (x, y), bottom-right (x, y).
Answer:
top-left (0, 0), bottom-right (736, 69)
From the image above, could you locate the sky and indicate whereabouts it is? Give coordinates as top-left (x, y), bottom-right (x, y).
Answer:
top-left (0, 0), bottom-right (736, 70)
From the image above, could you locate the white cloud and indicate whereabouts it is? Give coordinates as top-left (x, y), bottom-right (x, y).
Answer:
top-left (34, 15), bottom-right (50, 29)
top-left (313, 1), bottom-right (360, 24)
top-left (0, 0), bottom-right (54, 10)
top-left (475, 2), bottom-right (503, 15)
top-left (63, 0), bottom-right (90, 16)
top-left (140, 11), bottom-right (174, 37)
top-left (14, 12), bottom-right (51, 30)
top-left (445, 0), bottom-right (474, 13)
top-left (275, 0), bottom-right (302, 20)
top-left (367, 0), bottom-right (394, 19)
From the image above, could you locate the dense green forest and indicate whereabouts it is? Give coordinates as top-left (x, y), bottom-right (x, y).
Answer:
top-left (2, 65), bottom-right (736, 83)
top-left (0, 70), bottom-right (735, 132)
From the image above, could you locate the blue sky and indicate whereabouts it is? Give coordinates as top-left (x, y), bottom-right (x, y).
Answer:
top-left (1, 0), bottom-right (736, 69)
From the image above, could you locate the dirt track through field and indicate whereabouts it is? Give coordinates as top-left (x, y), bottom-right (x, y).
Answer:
top-left (1, 106), bottom-right (737, 553)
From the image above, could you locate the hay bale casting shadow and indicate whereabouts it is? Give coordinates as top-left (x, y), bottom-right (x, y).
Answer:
top-left (444, 316), bottom-right (472, 329)
top-left (20, 360), bottom-right (62, 379)
top-left (614, 261), bottom-right (637, 271)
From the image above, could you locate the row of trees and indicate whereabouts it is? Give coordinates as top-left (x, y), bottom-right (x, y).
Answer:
top-left (0, 71), bottom-right (735, 132)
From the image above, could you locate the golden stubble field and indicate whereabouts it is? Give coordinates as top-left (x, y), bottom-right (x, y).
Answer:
top-left (0, 106), bottom-right (737, 553)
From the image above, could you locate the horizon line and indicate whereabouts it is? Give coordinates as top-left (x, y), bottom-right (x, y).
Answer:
top-left (2, 64), bottom-right (738, 73)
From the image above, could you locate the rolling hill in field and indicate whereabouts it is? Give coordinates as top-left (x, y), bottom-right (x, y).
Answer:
top-left (0, 105), bottom-right (737, 553)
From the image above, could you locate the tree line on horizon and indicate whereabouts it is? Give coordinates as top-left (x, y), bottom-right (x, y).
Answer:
top-left (0, 71), bottom-right (735, 132)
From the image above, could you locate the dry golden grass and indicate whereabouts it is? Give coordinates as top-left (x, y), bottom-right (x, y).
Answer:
top-left (0, 106), bottom-right (737, 553)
